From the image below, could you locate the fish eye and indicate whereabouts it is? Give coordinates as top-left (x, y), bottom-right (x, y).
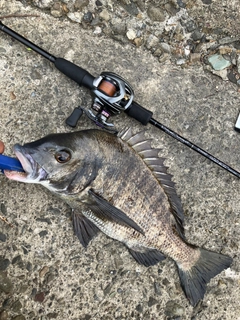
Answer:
top-left (55, 150), bottom-right (71, 163)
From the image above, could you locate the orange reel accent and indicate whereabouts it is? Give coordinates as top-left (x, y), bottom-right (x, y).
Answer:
top-left (98, 80), bottom-right (117, 97)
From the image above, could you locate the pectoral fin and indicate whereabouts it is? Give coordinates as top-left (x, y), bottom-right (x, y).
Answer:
top-left (85, 189), bottom-right (144, 235)
top-left (72, 212), bottom-right (99, 247)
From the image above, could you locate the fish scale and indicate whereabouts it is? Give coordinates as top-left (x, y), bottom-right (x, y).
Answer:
top-left (4, 128), bottom-right (232, 307)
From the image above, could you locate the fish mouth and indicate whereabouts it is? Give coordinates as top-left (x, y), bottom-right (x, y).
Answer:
top-left (4, 144), bottom-right (48, 183)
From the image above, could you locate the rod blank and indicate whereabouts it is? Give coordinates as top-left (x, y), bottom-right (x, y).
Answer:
top-left (0, 21), bottom-right (56, 62)
top-left (149, 117), bottom-right (240, 179)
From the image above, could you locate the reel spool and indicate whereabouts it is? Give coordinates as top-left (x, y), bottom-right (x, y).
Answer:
top-left (98, 77), bottom-right (117, 97)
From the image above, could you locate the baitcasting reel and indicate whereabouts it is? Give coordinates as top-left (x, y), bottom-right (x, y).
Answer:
top-left (66, 72), bottom-right (134, 130)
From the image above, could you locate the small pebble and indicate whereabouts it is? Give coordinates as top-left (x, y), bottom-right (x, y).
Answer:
top-left (191, 30), bottom-right (203, 41)
top-left (0, 271), bottom-right (13, 293)
top-left (12, 315), bottom-right (25, 320)
top-left (190, 53), bottom-right (202, 63)
top-left (35, 292), bottom-right (45, 303)
top-left (39, 230), bottom-right (48, 238)
top-left (67, 12), bottom-right (83, 23)
top-left (50, 3), bottom-right (64, 18)
top-left (165, 300), bottom-right (184, 317)
top-left (208, 54), bottom-right (232, 70)
top-left (39, 266), bottom-right (49, 278)
top-left (147, 5), bottom-right (165, 22)
top-left (0, 257), bottom-right (10, 271)
top-left (12, 300), bottom-right (22, 313)
top-left (176, 58), bottom-right (186, 65)
top-left (133, 37), bottom-right (143, 47)
top-left (99, 8), bottom-right (110, 21)
top-left (135, 304), bottom-right (143, 313)
top-left (159, 42), bottom-right (171, 54)
top-left (0, 310), bottom-right (8, 320)
top-left (148, 296), bottom-right (158, 307)
top-left (0, 233), bottom-right (6, 242)
top-left (212, 68), bottom-right (229, 80)
top-left (201, 0), bottom-right (212, 4)
top-left (83, 11), bottom-right (93, 23)
top-left (95, 0), bottom-right (102, 6)
top-left (126, 29), bottom-right (136, 40)
top-left (184, 20), bottom-right (197, 32)
top-left (74, 0), bottom-right (89, 10)
top-left (12, 255), bottom-right (22, 265)
top-left (93, 26), bottom-right (102, 35)
top-left (0, 203), bottom-right (7, 215)
top-left (145, 34), bottom-right (159, 50)
top-left (237, 55), bottom-right (240, 73)
top-left (227, 70), bottom-right (238, 84)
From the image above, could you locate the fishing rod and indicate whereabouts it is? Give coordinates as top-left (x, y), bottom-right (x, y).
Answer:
top-left (0, 21), bottom-right (240, 179)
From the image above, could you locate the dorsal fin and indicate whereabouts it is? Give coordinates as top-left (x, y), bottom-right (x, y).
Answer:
top-left (119, 128), bottom-right (185, 239)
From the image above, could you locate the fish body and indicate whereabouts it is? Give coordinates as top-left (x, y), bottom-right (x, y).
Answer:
top-left (4, 128), bottom-right (232, 306)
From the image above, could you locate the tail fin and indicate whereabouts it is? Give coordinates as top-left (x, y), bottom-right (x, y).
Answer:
top-left (177, 248), bottom-right (232, 307)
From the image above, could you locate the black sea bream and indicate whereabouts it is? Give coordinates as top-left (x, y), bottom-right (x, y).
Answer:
top-left (4, 128), bottom-right (232, 306)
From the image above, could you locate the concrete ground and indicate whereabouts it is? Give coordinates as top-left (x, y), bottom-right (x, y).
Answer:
top-left (0, 1), bottom-right (240, 319)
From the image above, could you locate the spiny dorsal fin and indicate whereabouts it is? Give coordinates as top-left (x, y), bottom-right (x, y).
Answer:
top-left (119, 128), bottom-right (185, 239)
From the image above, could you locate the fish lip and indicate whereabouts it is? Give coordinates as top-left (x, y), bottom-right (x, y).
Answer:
top-left (15, 146), bottom-right (34, 173)
top-left (4, 144), bottom-right (48, 182)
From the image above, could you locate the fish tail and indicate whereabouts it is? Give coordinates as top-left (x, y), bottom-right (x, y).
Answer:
top-left (177, 248), bottom-right (232, 307)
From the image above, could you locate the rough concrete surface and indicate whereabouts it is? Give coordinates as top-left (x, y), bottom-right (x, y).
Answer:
top-left (0, 1), bottom-right (240, 319)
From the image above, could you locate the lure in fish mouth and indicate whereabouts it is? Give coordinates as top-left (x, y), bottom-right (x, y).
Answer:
top-left (4, 144), bottom-right (48, 183)
top-left (3, 129), bottom-right (233, 307)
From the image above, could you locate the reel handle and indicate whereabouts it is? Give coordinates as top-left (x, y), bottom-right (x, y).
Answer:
top-left (65, 107), bottom-right (83, 127)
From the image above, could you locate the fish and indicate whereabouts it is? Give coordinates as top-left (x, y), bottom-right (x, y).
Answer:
top-left (4, 128), bottom-right (232, 306)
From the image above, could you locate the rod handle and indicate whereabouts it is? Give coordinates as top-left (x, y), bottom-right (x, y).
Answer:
top-left (54, 58), bottom-right (95, 90)
top-left (125, 101), bottom-right (153, 125)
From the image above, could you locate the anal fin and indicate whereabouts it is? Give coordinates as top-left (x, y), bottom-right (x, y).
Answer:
top-left (128, 247), bottom-right (166, 267)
